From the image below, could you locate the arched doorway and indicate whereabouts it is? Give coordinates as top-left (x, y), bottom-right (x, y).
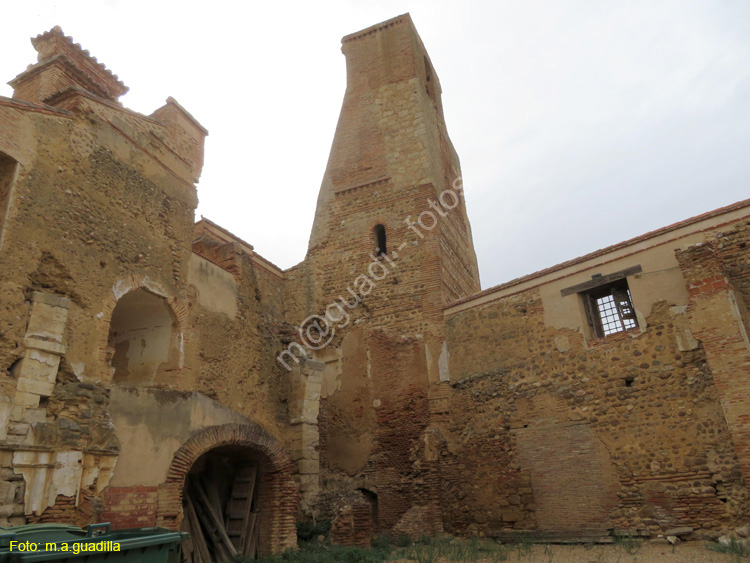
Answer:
top-left (182, 446), bottom-right (265, 561)
top-left (157, 424), bottom-right (297, 558)
top-left (107, 288), bottom-right (178, 385)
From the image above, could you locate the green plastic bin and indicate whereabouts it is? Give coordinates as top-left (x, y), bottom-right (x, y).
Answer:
top-left (0, 523), bottom-right (188, 563)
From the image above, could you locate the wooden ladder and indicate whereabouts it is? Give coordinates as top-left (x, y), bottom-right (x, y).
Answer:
top-left (224, 465), bottom-right (260, 557)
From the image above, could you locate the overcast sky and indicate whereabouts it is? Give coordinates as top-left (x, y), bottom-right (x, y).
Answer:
top-left (2, 0), bottom-right (748, 289)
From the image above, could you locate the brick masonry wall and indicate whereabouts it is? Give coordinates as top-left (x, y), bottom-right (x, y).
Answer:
top-left (295, 15), bottom-right (480, 339)
top-left (296, 16), bottom-right (480, 538)
top-left (514, 421), bottom-right (619, 531)
top-left (189, 247), bottom-right (293, 439)
top-left (316, 329), bottom-right (439, 534)
top-left (677, 221), bottom-right (750, 484)
top-left (443, 272), bottom-right (748, 538)
top-left (100, 486), bottom-right (158, 529)
top-left (0, 62), bottom-right (293, 542)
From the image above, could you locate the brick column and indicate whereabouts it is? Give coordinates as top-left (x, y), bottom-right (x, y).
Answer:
top-left (678, 244), bottom-right (750, 480)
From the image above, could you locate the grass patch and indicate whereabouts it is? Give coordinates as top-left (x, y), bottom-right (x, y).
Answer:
top-left (230, 533), bottom-right (517, 563)
top-left (707, 537), bottom-right (750, 562)
top-left (404, 535), bottom-right (510, 562)
top-left (612, 530), bottom-right (642, 555)
top-left (238, 542), bottom-right (393, 563)
top-left (296, 519), bottom-right (331, 545)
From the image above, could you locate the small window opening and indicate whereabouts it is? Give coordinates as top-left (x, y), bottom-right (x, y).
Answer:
top-left (373, 224), bottom-right (387, 256)
top-left (582, 279), bottom-right (638, 338)
top-left (625, 377), bottom-right (634, 387)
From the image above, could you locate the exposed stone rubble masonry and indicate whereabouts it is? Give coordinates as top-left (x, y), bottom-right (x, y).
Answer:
top-left (1, 13), bottom-right (750, 554)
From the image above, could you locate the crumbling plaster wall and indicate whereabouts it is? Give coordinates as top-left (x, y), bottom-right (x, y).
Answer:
top-left (310, 325), bottom-right (443, 538)
top-left (106, 388), bottom-right (250, 487)
top-left (0, 96), bottom-right (299, 528)
top-left (189, 249), bottom-right (294, 439)
top-left (0, 104), bottom-right (196, 388)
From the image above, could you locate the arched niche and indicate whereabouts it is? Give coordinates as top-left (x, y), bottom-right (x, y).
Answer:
top-left (107, 288), bottom-right (179, 385)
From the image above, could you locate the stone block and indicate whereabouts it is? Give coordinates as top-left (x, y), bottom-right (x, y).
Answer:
top-left (1, 468), bottom-right (22, 481)
top-left (0, 504), bottom-right (24, 518)
top-left (13, 392), bottom-right (39, 408)
top-left (26, 316), bottom-right (67, 342)
top-left (16, 354), bottom-right (60, 382)
top-left (7, 422), bottom-right (30, 436)
top-left (17, 377), bottom-right (54, 397)
top-left (0, 399), bottom-right (10, 441)
top-left (298, 474), bottom-right (319, 493)
top-left (301, 399), bottom-right (320, 420)
top-left (24, 338), bottom-right (67, 355)
top-left (22, 408), bottom-right (47, 424)
top-left (0, 481), bottom-right (14, 504)
top-left (664, 527), bottom-right (693, 536)
top-left (501, 508), bottom-right (523, 522)
top-left (30, 292), bottom-right (71, 309)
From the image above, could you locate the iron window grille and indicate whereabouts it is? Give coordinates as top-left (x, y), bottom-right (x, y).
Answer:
top-left (582, 280), bottom-right (638, 338)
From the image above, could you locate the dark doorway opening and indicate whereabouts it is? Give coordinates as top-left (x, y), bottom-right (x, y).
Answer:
top-left (357, 488), bottom-right (378, 529)
top-left (181, 446), bottom-right (264, 562)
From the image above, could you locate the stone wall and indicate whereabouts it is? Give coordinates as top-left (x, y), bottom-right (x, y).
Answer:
top-left (440, 218), bottom-right (750, 539)
top-left (0, 34), bottom-right (297, 540)
top-left (2, 16), bottom-right (750, 553)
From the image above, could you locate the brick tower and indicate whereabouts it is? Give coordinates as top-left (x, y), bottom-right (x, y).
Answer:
top-left (291, 14), bottom-right (482, 537)
top-left (303, 13), bottom-right (480, 336)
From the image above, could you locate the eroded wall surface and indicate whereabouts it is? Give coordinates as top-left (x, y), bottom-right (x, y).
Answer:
top-left (440, 217), bottom-right (750, 538)
top-left (0, 29), bottom-right (296, 546)
top-left (1, 16), bottom-right (750, 552)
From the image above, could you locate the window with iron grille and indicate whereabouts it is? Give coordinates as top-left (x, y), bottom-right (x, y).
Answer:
top-left (582, 279), bottom-right (638, 337)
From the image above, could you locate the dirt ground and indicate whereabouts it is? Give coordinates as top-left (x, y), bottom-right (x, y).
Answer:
top-left (505, 543), bottom-right (727, 562)
top-left (391, 541), bottom-right (735, 562)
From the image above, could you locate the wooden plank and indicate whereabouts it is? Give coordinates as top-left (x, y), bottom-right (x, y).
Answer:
top-left (248, 512), bottom-right (260, 558)
top-left (222, 465), bottom-right (258, 553)
top-left (238, 466), bottom-right (258, 552)
top-left (192, 481), bottom-right (237, 560)
top-left (179, 512), bottom-right (193, 563)
top-left (184, 492), bottom-right (210, 563)
top-left (201, 473), bottom-right (224, 524)
top-left (244, 512), bottom-right (259, 556)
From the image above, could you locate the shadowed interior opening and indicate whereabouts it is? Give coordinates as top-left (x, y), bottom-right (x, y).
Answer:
top-left (373, 224), bottom-right (386, 256)
top-left (107, 288), bottom-right (177, 385)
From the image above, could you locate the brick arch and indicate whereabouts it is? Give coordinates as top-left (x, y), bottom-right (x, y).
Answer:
top-left (96, 274), bottom-right (191, 385)
top-left (156, 423), bottom-right (298, 556)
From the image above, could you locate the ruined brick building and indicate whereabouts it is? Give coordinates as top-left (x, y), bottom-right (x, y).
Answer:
top-left (1, 13), bottom-right (750, 558)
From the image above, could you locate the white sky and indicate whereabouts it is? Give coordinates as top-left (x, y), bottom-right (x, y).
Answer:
top-left (2, 0), bottom-right (748, 289)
